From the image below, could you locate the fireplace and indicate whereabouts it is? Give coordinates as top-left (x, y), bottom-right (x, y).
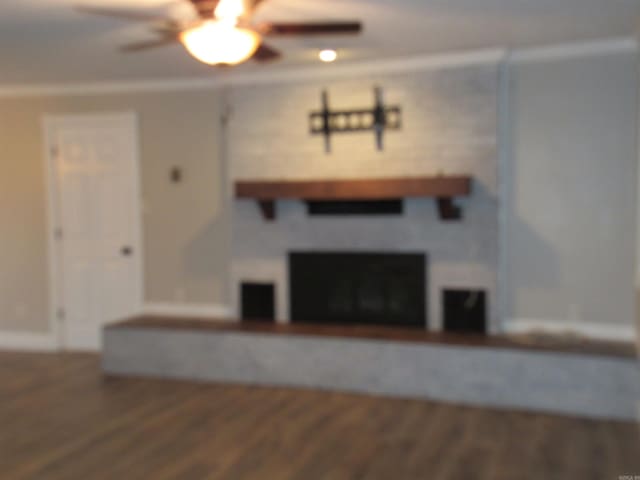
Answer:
top-left (289, 252), bottom-right (427, 328)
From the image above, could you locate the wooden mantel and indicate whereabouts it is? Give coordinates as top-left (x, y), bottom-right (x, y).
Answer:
top-left (235, 175), bottom-right (472, 221)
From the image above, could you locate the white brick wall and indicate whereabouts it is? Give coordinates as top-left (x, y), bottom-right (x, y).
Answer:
top-left (227, 63), bottom-right (500, 332)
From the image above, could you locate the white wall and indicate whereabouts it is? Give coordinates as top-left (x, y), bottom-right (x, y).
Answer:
top-left (505, 50), bottom-right (638, 339)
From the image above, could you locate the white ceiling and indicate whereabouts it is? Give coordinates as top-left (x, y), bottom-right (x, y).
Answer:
top-left (1, 0), bottom-right (639, 84)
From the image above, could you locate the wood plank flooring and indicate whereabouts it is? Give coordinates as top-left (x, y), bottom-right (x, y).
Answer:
top-left (1, 350), bottom-right (639, 480)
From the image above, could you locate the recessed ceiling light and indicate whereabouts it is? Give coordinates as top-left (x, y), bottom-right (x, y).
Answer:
top-left (319, 49), bottom-right (338, 63)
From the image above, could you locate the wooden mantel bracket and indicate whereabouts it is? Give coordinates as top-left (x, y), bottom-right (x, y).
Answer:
top-left (258, 200), bottom-right (276, 221)
top-left (436, 197), bottom-right (463, 221)
top-left (236, 176), bottom-right (472, 222)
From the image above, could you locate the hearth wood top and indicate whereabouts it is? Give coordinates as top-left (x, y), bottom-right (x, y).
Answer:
top-left (234, 176), bottom-right (471, 200)
top-left (107, 316), bottom-right (637, 359)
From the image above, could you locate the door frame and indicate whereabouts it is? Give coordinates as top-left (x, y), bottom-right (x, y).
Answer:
top-left (42, 112), bottom-right (144, 350)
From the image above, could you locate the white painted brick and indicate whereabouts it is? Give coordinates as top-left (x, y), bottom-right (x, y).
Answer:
top-left (228, 63), bottom-right (501, 331)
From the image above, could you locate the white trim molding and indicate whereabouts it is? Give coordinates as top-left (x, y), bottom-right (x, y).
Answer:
top-left (0, 38), bottom-right (635, 97)
top-left (0, 48), bottom-right (506, 98)
top-left (143, 303), bottom-right (233, 319)
top-left (497, 52), bottom-right (512, 333)
top-left (511, 37), bottom-right (637, 63)
top-left (219, 48), bottom-right (506, 87)
top-left (504, 319), bottom-right (637, 343)
top-left (0, 38), bottom-right (636, 98)
top-left (0, 332), bottom-right (58, 352)
top-left (42, 113), bottom-right (62, 350)
top-left (0, 77), bottom-right (220, 99)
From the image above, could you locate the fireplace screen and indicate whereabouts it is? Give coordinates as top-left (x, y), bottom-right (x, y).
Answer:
top-left (289, 252), bottom-right (427, 327)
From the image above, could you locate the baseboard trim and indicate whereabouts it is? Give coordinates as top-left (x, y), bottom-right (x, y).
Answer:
top-left (142, 303), bottom-right (233, 319)
top-left (504, 319), bottom-right (637, 343)
top-left (0, 332), bottom-right (58, 352)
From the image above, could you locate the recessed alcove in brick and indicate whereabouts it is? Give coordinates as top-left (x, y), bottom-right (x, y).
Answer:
top-left (241, 282), bottom-right (276, 322)
top-left (443, 289), bottom-right (487, 334)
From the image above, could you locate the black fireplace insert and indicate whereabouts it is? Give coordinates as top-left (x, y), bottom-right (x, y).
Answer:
top-left (289, 252), bottom-right (427, 328)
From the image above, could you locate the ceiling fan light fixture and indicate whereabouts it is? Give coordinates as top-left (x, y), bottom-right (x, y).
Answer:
top-left (319, 49), bottom-right (337, 63)
top-left (180, 20), bottom-right (260, 65)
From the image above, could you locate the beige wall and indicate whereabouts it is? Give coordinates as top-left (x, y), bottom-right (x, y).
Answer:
top-left (0, 89), bottom-right (229, 333)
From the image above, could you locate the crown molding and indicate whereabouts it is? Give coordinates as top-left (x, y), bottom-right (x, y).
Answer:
top-left (0, 48), bottom-right (506, 98)
top-left (0, 37), bottom-right (636, 98)
top-left (510, 37), bottom-right (638, 63)
top-left (219, 48), bottom-right (507, 87)
top-left (0, 77), bottom-right (220, 99)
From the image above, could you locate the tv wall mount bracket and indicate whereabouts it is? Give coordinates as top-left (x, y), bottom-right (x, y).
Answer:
top-left (309, 86), bottom-right (402, 153)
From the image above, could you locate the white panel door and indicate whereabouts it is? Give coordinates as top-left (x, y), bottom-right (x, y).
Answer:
top-left (47, 114), bottom-right (142, 350)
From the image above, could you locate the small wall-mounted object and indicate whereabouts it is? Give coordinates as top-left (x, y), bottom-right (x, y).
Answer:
top-left (437, 197), bottom-right (463, 221)
top-left (170, 166), bottom-right (182, 183)
top-left (309, 86), bottom-right (401, 153)
top-left (235, 175), bottom-right (471, 222)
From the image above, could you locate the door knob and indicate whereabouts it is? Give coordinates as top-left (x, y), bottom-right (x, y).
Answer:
top-left (121, 246), bottom-right (133, 256)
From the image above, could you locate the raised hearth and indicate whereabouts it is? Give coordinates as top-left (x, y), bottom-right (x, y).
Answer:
top-left (106, 316), bottom-right (637, 358)
top-left (103, 317), bottom-right (640, 421)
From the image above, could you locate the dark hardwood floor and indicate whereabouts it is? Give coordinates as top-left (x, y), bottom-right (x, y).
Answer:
top-left (1, 350), bottom-right (639, 480)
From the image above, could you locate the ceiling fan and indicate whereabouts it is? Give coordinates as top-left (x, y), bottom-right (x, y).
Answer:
top-left (75, 0), bottom-right (362, 66)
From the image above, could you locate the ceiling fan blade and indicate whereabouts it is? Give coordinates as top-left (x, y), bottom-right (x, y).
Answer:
top-left (247, 0), bottom-right (267, 14)
top-left (262, 21), bottom-right (362, 36)
top-left (251, 42), bottom-right (282, 62)
top-left (151, 20), bottom-right (186, 36)
top-left (188, 0), bottom-right (220, 18)
top-left (74, 5), bottom-right (171, 22)
top-left (120, 36), bottom-right (179, 52)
